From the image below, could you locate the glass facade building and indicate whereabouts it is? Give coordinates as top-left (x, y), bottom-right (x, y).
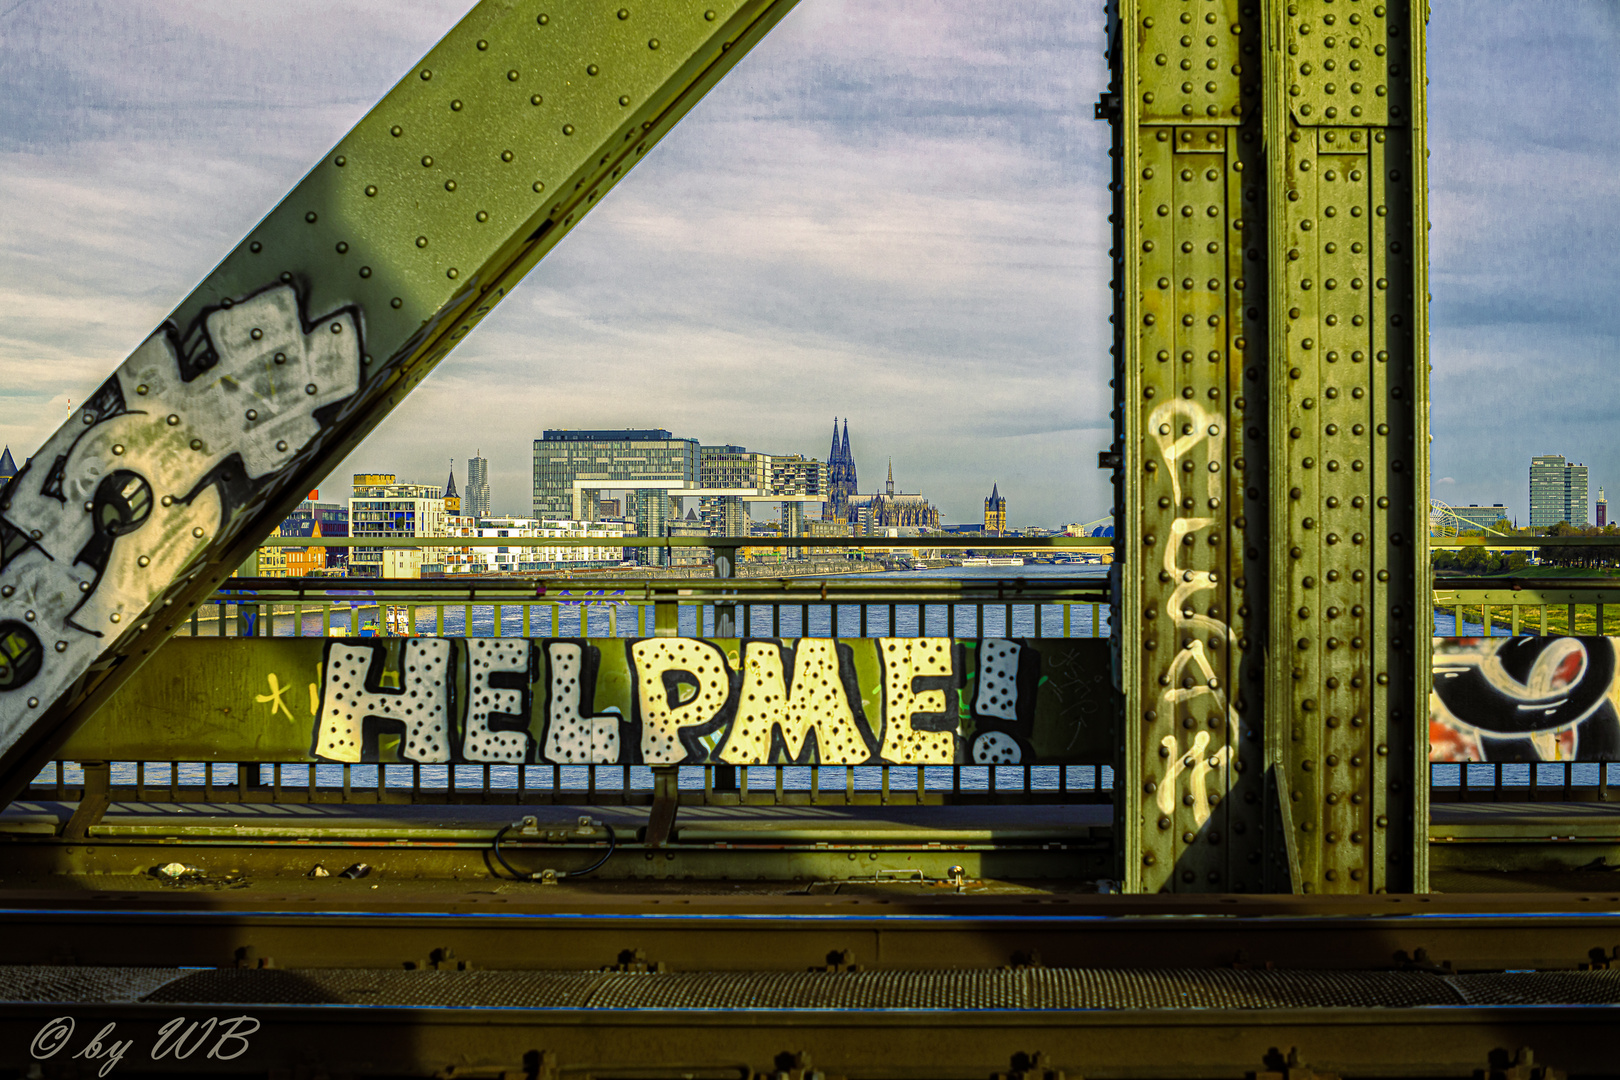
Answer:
top-left (533, 429), bottom-right (699, 520)
top-left (349, 475), bottom-right (446, 578)
top-left (466, 454), bottom-right (491, 520)
top-left (1529, 455), bottom-right (1589, 528)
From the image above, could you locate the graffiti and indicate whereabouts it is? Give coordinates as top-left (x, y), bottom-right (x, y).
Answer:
top-left (62, 636), bottom-right (1089, 767)
top-left (314, 639), bottom-right (454, 763)
top-left (721, 640), bottom-right (867, 765)
top-left (1146, 398), bottom-right (1236, 825)
top-left (1429, 636), bottom-right (1620, 762)
top-left (0, 283), bottom-right (361, 755)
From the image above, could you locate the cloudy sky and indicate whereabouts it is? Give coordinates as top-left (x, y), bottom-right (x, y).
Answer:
top-left (0, 1), bottom-right (1610, 528)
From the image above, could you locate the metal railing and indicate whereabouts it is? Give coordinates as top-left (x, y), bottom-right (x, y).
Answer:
top-left (1433, 577), bottom-right (1620, 637)
top-left (27, 761), bottom-right (1117, 808)
top-left (188, 574), bottom-right (1111, 640)
top-left (29, 564), bottom-right (1115, 808)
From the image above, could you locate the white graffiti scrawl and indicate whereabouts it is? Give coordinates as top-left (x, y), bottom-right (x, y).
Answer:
top-left (315, 639), bottom-right (453, 763)
top-left (0, 284), bottom-right (362, 755)
top-left (1148, 397), bottom-right (1238, 827)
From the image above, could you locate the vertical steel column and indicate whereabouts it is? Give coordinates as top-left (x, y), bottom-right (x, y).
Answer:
top-left (1108, 0), bottom-right (1427, 894)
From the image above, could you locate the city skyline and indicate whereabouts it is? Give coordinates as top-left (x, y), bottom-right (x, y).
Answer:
top-left (1, 4), bottom-right (1617, 524)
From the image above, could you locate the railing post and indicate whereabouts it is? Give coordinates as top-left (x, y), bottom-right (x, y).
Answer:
top-left (61, 760), bottom-right (110, 839)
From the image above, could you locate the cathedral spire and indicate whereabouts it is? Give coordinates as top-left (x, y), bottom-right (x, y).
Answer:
top-left (886, 458), bottom-right (894, 496)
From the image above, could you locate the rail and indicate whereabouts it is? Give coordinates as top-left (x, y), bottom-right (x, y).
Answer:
top-left (187, 573), bottom-right (1111, 639)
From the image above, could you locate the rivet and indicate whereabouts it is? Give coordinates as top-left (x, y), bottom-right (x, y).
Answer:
top-left (476, 39), bottom-right (489, 50)
top-left (365, 185), bottom-right (378, 197)
top-left (0, 586), bottom-right (11, 598)
top-left (274, 352), bottom-right (287, 364)
top-left (390, 125), bottom-right (402, 137)
top-left (416, 236), bottom-right (429, 248)
top-left (421, 155), bottom-right (434, 167)
top-left (160, 496), bottom-right (173, 507)
top-left (704, 8), bottom-right (715, 18)
top-left (532, 181), bottom-right (545, 193)
top-left (451, 100), bottom-right (463, 111)
top-left (54, 642), bottom-right (66, 652)
top-left (166, 414), bottom-right (180, 426)
top-left (391, 298), bottom-right (403, 309)
top-left (24, 610), bottom-right (34, 621)
top-left (27, 698), bottom-right (36, 708)
top-left (109, 613), bottom-right (121, 623)
top-left (508, 70), bottom-right (520, 81)
top-left (304, 211), bottom-right (317, 223)
top-left (360, 266), bottom-right (372, 278)
top-left (537, 13), bottom-right (549, 24)
top-left (648, 38), bottom-right (660, 49)
top-left (305, 384), bottom-right (318, 395)
top-left (586, 64), bottom-right (599, 76)
top-left (562, 124), bottom-right (575, 136)
top-left (447, 268), bottom-right (459, 279)
top-left (420, 69), bottom-right (432, 80)
top-left (336, 242), bottom-right (349, 254)
top-left (276, 441), bottom-right (289, 452)
top-left (189, 439), bottom-right (202, 450)
top-left (445, 180), bottom-right (457, 191)
top-left (135, 384), bottom-right (148, 395)
top-left (330, 322), bottom-right (342, 334)
top-left (249, 241), bottom-right (262, 253)
top-left (112, 444), bottom-right (124, 455)
top-left (192, 527), bottom-right (205, 538)
top-left (619, 95), bottom-right (631, 106)
top-left (137, 556), bottom-right (150, 568)
top-left (501, 150), bottom-right (514, 162)
top-left (531, 94), bottom-right (543, 106)
top-left (619, 8), bottom-right (630, 18)
top-left (476, 211), bottom-right (490, 223)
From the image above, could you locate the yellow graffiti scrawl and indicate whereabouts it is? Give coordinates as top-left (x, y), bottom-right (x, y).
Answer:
top-left (878, 638), bottom-right (956, 764)
top-left (720, 640), bottom-right (867, 764)
top-left (630, 638), bottom-right (730, 764)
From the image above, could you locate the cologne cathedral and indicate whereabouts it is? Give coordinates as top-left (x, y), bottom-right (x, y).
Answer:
top-left (821, 419), bottom-right (939, 531)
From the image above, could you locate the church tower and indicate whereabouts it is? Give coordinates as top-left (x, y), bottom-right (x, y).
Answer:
top-left (983, 483), bottom-right (1006, 534)
top-left (444, 460), bottom-right (461, 515)
top-left (823, 417), bottom-right (860, 523)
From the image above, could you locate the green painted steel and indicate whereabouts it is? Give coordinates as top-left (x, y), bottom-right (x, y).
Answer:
top-left (58, 637), bottom-right (1115, 767)
top-left (0, 0), bottom-right (801, 804)
top-left (1105, 0), bottom-right (1429, 894)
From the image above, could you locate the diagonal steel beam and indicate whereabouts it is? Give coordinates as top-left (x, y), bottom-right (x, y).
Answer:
top-left (0, 0), bottom-right (800, 804)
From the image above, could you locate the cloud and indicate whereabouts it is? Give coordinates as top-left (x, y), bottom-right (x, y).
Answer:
top-left (0, 0), bottom-right (1108, 526)
top-left (4, 1), bottom-right (1611, 528)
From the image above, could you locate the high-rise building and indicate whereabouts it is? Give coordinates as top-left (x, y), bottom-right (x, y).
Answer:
top-left (532, 429), bottom-right (699, 521)
top-left (349, 474), bottom-right (446, 578)
top-left (983, 483), bottom-right (1007, 534)
top-left (700, 445), bottom-right (770, 491)
top-left (466, 452), bottom-right (491, 520)
top-left (1529, 455), bottom-right (1589, 528)
top-left (1599, 487), bottom-right (1609, 528)
top-left (768, 455), bottom-right (827, 498)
